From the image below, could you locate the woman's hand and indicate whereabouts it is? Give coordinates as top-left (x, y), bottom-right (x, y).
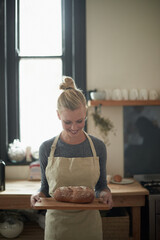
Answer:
top-left (30, 192), bottom-right (45, 207)
top-left (99, 190), bottom-right (113, 209)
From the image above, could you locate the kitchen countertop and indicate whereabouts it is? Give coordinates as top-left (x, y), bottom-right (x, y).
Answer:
top-left (0, 179), bottom-right (149, 240)
top-left (0, 179), bottom-right (149, 208)
top-left (0, 178), bottom-right (149, 196)
top-left (109, 179), bottom-right (149, 195)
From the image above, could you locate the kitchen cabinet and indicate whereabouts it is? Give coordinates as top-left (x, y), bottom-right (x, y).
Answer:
top-left (0, 180), bottom-right (148, 240)
top-left (88, 99), bottom-right (160, 107)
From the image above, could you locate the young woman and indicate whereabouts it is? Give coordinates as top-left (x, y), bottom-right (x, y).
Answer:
top-left (31, 77), bottom-right (113, 240)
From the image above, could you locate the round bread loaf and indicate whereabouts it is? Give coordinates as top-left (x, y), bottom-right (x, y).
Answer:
top-left (113, 175), bottom-right (122, 182)
top-left (54, 186), bottom-right (95, 203)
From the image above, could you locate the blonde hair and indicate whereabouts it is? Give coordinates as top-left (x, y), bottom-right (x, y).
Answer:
top-left (57, 76), bottom-right (87, 111)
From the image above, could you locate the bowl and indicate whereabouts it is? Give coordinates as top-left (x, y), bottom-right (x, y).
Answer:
top-left (90, 91), bottom-right (106, 100)
top-left (0, 220), bottom-right (24, 238)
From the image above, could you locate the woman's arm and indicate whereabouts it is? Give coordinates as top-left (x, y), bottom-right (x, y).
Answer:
top-left (39, 142), bottom-right (50, 197)
top-left (94, 139), bottom-right (113, 209)
top-left (94, 140), bottom-right (109, 193)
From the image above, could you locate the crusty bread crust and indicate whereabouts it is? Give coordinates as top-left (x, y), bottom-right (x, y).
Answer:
top-left (113, 175), bottom-right (122, 182)
top-left (53, 186), bottom-right (95, 203)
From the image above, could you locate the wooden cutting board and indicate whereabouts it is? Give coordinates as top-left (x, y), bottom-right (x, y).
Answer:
top-left (34, 198), bottom-right (110, 210)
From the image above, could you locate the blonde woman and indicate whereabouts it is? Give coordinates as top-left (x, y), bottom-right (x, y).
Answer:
top-left (31, 76), bottom-right (112, 240)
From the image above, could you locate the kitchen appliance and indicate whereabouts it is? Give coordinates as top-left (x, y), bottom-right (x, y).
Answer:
top-left (0, 160), bottom-right (5, 191)
top-left (134, 174), bottom-right (160, 240)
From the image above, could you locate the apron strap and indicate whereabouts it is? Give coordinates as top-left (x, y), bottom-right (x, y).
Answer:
top-left (49, 131), bottom-right (97, 158)
top-left (49, 134), bottom-right (60, 157)
top-left (84, 131), bottom-right (97, 157)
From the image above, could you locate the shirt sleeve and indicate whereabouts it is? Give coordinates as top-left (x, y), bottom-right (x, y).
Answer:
top-left (94, 139), bottom-right (111, 197)
top-left (39, 142), bottom-right (50, 197)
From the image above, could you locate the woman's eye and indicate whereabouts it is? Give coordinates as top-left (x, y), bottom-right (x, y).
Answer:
top-left (77, 120), bottom-right (83, 124)
top-left (64, 119), bottom-right (83, 125)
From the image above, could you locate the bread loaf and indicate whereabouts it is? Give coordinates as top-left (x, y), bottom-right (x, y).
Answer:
top-left (113, 174), bottom-right (122, 182)
top-left (54, 186), bottom-right (95, 203)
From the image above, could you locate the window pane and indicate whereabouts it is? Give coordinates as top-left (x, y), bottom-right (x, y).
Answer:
top-left (19, 59), bottom-right (62, 150)
top-left (19, 0), bottom-right (62, 56)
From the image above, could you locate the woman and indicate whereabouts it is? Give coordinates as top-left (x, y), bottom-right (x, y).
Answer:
top-left (31, 76), bottom-right (113, 240)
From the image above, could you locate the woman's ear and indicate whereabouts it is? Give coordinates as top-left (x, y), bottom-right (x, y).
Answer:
top-left (57, 110), bottom-right (61, 120)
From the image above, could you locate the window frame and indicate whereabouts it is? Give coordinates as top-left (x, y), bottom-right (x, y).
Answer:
top-left (0, 0), bottom-right (86, 165)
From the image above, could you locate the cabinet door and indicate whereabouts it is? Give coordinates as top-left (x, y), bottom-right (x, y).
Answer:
top-left (156, 215), bottom-right (160, 240)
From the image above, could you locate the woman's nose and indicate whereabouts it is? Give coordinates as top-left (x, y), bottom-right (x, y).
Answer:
top-left (70, 123), bottom-right (77, 130)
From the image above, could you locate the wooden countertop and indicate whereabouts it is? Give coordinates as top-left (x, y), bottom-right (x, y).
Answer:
top-left (0, 179), bottom-right (149, 196)
top-left (109, 180), bottom-right (149, 196)
top-left (0, 179), bottom-right (149, 209)
top-left (0, 180), bottom-right (41, 196)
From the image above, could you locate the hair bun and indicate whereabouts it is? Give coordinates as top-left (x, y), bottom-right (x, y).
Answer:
top-left (59, 77), bottom-right (76, 90)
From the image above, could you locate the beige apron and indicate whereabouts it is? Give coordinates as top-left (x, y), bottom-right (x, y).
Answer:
top-left (45, 132), bottom-right (103, 240)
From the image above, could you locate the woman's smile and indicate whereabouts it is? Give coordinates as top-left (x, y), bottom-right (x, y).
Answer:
top-left (69, 129), bottom-right (78, 134)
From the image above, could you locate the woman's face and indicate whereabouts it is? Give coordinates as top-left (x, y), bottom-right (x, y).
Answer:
top-left (57, 105), bottom-right (86, 138)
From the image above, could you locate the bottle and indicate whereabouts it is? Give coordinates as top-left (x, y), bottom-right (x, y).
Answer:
top-left (0, 160), bottom-right (5, 191)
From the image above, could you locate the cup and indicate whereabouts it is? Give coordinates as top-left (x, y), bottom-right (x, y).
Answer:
top-left (104, 89), bottom-right (112, 100)
top-left (129, 88), bottom-right (139, 100)
top-left (112, 89), bottom-right (122, 100)
top-left (121, 89), bottom-right (128, 100)
top-left (107, 175), bottom-right (112, 183)
top-left (149, 89), bottom-right (159, 100)
top-left (139, 89), bottom-right (148, 100)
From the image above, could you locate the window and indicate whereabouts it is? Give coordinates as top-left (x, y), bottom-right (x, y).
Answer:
top-left (0, 0), bottom-right (86, 165)
top-left (19, 0), bottom-right (62, 150)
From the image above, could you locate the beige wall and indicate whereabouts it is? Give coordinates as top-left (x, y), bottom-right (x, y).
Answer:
top-left (86, 0), bottom-right (160, 176)
top-left (7, 0), bottom-right (160, 179)
top-left (86, 0), bottom-right (160, 90)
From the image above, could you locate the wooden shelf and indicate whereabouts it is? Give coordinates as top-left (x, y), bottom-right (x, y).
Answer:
top-left (88, 100), bottom-right (160, 107)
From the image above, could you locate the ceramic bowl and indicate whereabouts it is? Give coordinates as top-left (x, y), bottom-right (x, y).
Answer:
top-left (0, 220), bottom-right (24, 238)
top-left (90, 91), bottom-right (106, 100)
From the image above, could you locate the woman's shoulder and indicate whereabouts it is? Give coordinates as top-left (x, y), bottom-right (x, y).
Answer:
top-left (88, 134), bottom-right (107, 158)
top-left (39, 136), bottom-right (56, 153)
top-left (88, 134), bottom-right (106, 149)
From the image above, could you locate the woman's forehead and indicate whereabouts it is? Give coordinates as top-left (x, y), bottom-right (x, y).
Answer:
top-left (60, 106), bottom-right (86, 119)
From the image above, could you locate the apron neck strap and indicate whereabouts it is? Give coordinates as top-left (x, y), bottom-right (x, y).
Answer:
top-left (49, 131), bottom-right (97, 157)
top-left (49, 134), bottom-right (60, 157)
top-left (84, 131), bottom-right (97, 157)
